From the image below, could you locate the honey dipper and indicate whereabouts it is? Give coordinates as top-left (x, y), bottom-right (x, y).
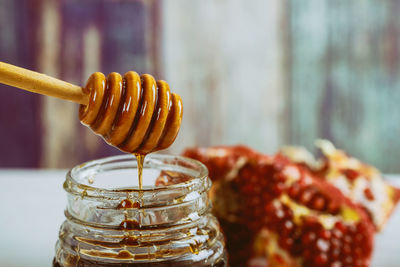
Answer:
top-left (0, 61), bottom-right (183, 154)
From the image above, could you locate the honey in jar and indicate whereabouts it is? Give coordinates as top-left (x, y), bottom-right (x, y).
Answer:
top-left (53, 154), bottom-right (227, 266)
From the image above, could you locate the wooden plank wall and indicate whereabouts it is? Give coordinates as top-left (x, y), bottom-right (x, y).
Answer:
top-left (0, 0), bottom-right (42, 167)
top-left (1, 0), bottom-right (400, 172)
top-left (0, 0), bottom-right (160, 168)
top-left (161, 0), bottom-right (288, 155)
top-left (288, 1), bottom-right (400, 172)
top-left (162, 0), bottom-right (400, 172)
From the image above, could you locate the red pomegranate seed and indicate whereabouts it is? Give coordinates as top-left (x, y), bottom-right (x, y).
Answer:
top-left (253, 186), bottom-right (262, 194)
top-left (288, 183), bottom-right (301, 198)
top-left (250, 197), bottom-right (261, 205)
top-left (302, 232), bottom-right (316, 245)
top-left (253, 206), bottom-right (263, 219)
top-left (273, 182), bottom-right (285, 195)
top-left (299, 189), bottom-right (314, 204)
top-left (343, 244), bottom-right (352, 255)
top-left (347, 224), bottom-right (357, 234)
top-left (364, 188), bottom-right (375, 201)
top-left (275, 208), bottom-right (285, 219)
top-left (355, 233), bottom-right (364, 243)
top-left (311, 194), bottom-right (326, 211)
top-left (273, 173), bottom-right (286, 182)
top-left (330, 262), bottom-right (342, 267)
top-left (354, 247), bottom-right (363, 256)
top-left (241, 184), bottom-right (253, 194)
top-left (303, 249), bottom-right (312, 260)
top-left (330, 238), bottom-right (341, 248)
top-left (281, 220), bottom-right (294, 234)
top-left (264, 202), bottom-right (275, 213)
top-left (326, 200), bottom-right (341, 214)
top-left (344, 256), bottom-right (354, 264)
top-left (319, 229), bottom-right (332, 239)
top-left (334, 221), bottom-right (346, 233)
top-left (354, 258), bottom-right (367, 267)
top-left (343, 235), bottom-right (352, 244)
top-left (290, 243), bottom-right (303, 257)
top-left (303, 216), bottom-right (319, 226)
top-left (342, 168), bottom-right (359, 181)
top-left (332, 228), bottom-right (343, 239)
top-left (281, 205), bottom-right (293, 218)
top-left (316, 238), bottom-right (330, 252)
top-left (278, 237), bottom-right (294, 250)
top-left (314, 253), bottom-right (328, 265)
top-left (330, 248), bottom-right (340, 260)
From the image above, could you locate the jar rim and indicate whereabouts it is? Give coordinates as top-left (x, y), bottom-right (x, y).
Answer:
top-left (64, 154), bottom-right (209, 199)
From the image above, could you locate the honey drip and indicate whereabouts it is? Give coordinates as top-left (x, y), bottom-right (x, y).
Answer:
top-left (135, 153), bottom-right (145, 190)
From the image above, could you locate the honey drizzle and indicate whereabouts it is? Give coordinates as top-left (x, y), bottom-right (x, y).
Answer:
top-left (135, 153), bottom-right (145, 190)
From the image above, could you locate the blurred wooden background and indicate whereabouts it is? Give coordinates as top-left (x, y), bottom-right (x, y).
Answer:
top-left (1, 0), bottom-right (400, 172)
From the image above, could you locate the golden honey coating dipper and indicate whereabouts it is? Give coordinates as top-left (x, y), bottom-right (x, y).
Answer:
top-left (0, 62), bottom-right (183, 154)
top-left (79, 72), bottom-right (183, 154)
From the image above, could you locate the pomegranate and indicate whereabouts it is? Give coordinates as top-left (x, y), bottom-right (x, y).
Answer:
top-left (181, 145), bottom-right (397, 267)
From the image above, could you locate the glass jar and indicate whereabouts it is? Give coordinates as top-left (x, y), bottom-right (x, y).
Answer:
top-left (53, 154), bottom-right (227, 266)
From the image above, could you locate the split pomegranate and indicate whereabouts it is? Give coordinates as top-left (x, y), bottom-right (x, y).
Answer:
top-left (181, 144), bottom-right (398, 267)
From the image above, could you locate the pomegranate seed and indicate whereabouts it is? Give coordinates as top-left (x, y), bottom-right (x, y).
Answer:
top-left (364, 188), bottom-right (375, 201)
top-left (304, 216), bottom-right (318, 225)
top-left (278, 237), bottom-right (293, 250)
top-left (273, 182), bottom-right (285, 195)
top-left (288, 184), bottom-right (301, 198)
top-left (345, 256), bottom-right (353, 264)
top-left (355, 233), bottom-right (364, 243)
top-left (242, 184), bottom-right (253, 194)
top-left (314, 253), bottom-right (328, 265)
top-left (275, 209), bottom-right (285, 219)
top-left (303, 249), bottom-right (312, 259)
top-left (290, 243), bottom-right (303, 257)
top-left (330, 261), bottom-right (342, 267)
top-left (330, 238), bottom-right (341, 248)
top-left (282, 205), bottom-right (293, 218)
top-left (311, 194), bottom-right (326, 211)
top-left (281, 220), bottom-right (294, 234)
top-left (250, 197), bottom-right (261, 205)
top-left (331, 248), bottom-right (340, 260)
top-left (261, 191), bottom-right (273, 202)
top-left (343, 235), bottom-right (352, 244)
top-left (355, 247), bottom-right (363, 256)
top-left (299, 189), bottom-right (314, 204)
top-left (316, 238), bottom-right (330, 252)
top-left (332, 228), bottom-right (343, 238)
top-left (253, 204), bottom-right (263, 216)
top-left (354, 259), bottom-right (367, 266)
top-left (273, 173), bottom-right (286, 182)
top-left (327, 200), bottom-right (340, 214)
top-left (264, 202), bottom-right (275, 212)
top-left (302, 232), bottom-right (316, 245)
top-left (348, 224), bottom-right (356, 234)
top-left (343, 244), bottom-right (352, 255)
top-left (319, 229), bottom-right (332, 239)
top-left (342, 168), bottom-right (359, 181)
top-left (334, 221), bottom-right (346, 233)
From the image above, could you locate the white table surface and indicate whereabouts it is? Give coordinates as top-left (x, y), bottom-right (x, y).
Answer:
top-left (0, 170), bottom-right (399, 267)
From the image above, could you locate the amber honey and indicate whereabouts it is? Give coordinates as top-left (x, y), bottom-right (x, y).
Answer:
top-left (53, 154), bottom-right (227, 267)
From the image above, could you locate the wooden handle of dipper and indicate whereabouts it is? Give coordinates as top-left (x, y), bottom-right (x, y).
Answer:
top-left (0, 61), bottom-right (89, 105)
